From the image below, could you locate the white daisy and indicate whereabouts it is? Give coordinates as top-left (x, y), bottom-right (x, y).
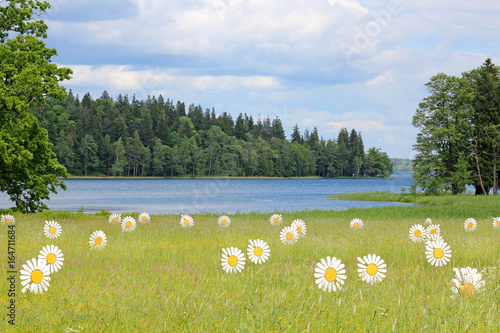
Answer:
top-left (221, 247), bottom-right (246, 273)
top-left (43, 221), bottom-right (62, 239)
top-left (409, 224), bottom-right (427, 243)
top-left (357, 254), bottom-right (387, 285)
top-left (138, 212), bottom-right (150, 223)
top-left (426, 224), bottom-right (441, 237)
top-left (218, 215), bottom-right (231, 227)
top-left (425, 238), bottom-right (452, 267)
top-left (38, 245), bottom-right (64, 274)
top-left (291, 219), bottom-right (307, 237)
top-left (464, 218), bottom-right (477, 232)
top-left (1, 214), bottom-right (15, 226)
top-left (350, 218), bottom-right (364, 229)
top-left (314, 256), bottom-right (347, 292)
top-left (121, 216), bottom-right (136, 232)
top-left (20, 258), bottom-right (51, 294)
top-left (180, 214), bottom-right (194, 228)
top-left (493, 217), bottom-right (500, 229)
top-left (425, 218), bottom-right (432, 226)
top-left (270, 214), bottom-right (283, 225)
top-left (425, 233), bottom-right (445, 247)
top-left (280, 226), bottom-right (299, 245)
top-left (89, 230), bottom-right (107, 250)
top-left (247, 239), bottom-right (270, 264)
top-left (451, 267), bottom-right (485, 300)
top-left (108, 213), bottom-right (121, 224)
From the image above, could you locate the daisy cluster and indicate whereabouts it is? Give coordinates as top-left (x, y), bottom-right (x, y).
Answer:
top-left (406, 217), bottom-right (494, 300)
top-left (20, 245), bottom-right (64, 294)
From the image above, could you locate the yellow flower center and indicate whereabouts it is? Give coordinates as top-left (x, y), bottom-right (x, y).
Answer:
top-left (461, 283), bottom-right (474, 299)
top-left (113, 218), bottom-right (118, 223)
top-left (184, 219), bottom-right (190, 225)
top-left (30, 269), bottom-right (43, 284)
top-left (221, 220), bottom-right (227, 225)
top-left (142, 216), bottom-right (147, 221)
top-left (497, 221), bottom-right (500, 227)
top-left (286, 232), bottom-right (293, 240)
top-left (468, 222), bottom-right (473, 229)
top-left (354, 223), bottom-right (359, 228)
top-left (46, 253), bottom-right (57, 264)
top-left (430, 229), bottom-right (436, 235)
top-left (324, 268), bottom-right (337, 282)
top-left (228, 255), bottom-right (238, 266)
top-left (274, 217), bottom-right (279, 223)
top-left (414, 230), bottom-right (421, 237)
top-left (297, 226), bottom-right (302, 233)
top-left (6, 219), bottom-right (11, 225)
top-left (49, 226), bottom-right (57, 234)
top-left (433, 248), bottom-right (444, 259)
top-left (95, 237), bottom-right (102, 245)
top-left (126, 221), bottom-right (132, 228)
top-left (366, 263), bottom-right (378, 276)
top-left (253, 247), bottom-right (263, 257)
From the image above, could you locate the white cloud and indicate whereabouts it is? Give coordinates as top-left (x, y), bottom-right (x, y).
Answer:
top-left (365, 70), bottom-right (394, 86)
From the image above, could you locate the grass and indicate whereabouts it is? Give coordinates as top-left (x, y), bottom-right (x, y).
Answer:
top-left (1, 197), bottom-right (499, 332)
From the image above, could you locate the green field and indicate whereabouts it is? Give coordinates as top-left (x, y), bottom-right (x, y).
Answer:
top-left (1, 194), bottom-right (499, 332)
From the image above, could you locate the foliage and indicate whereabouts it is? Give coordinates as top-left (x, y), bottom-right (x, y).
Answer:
top-left (0, 0), bottom-right (71, 212)
top-left (412, 59), bottom-right (500, 195)
top-left (29, 92), bottom-right (394, 178)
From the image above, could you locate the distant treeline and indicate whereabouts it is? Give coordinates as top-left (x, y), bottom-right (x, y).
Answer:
top-left (391, 159), bottom-right (412, 172)
top-left (29, 91), bottom-right (393, 178)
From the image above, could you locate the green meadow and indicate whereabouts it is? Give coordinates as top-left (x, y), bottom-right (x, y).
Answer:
top-left (1, 194), bottom-right (499, 332)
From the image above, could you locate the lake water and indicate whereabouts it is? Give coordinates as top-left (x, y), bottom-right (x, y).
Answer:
top-left (0, 173), bottom-right (416, 214)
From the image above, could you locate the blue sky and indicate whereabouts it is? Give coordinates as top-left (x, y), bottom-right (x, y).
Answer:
top-left (42, 0), bottom-right (499, 158)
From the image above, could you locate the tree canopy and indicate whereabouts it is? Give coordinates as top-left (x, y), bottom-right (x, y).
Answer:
top-left (0, 0), bottom-right (72, 212)
top-left (29, 91), bottom-right (394, 179)
top-left (411, 59), bottom-right (500, 195)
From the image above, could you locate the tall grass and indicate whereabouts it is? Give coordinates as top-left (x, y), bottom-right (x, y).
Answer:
top-left (1, 198), bottom-right (499, 332)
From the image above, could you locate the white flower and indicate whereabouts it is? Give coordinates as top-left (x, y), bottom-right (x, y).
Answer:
top-left (270, 214), bottom-right (282, 225)
top-left (314, 256), bottom-right (347, 292)
top-left (464, 218), bottom-right (477, 232)
top-left (221, 247), bottom-right (246, 273)
top-left (44, 221), bottom-right (62, 239)
top-left (280, 226), bottom-right (298, 245)
top-left (218, 215), bottom-right (231, 227)
top-left (409, 224), bottom-right (427, 243)
top-left (38, 245), bottom-right (64, 273)
top-left (138, 212), bottom-right (150, 223)
top-left (291, 219), bottom-right (307, 237)
top-left (357, 254), bottom-right (387, 285)
top-left (20, 258), bottom-right (51, 294)
top-left (451, 266), bottom-right (485, 300)
top-left (108, 213), bottom-right (121, 224)
top-left (1, 214), bottom-right (15, 226)
top-left (121, 216), bottom-right (137, 232)
top-left (180, 214), bottom-right (194, 228)
top-left (425, 238), bottom-right (452, 267)
top-left (247, 239), bottom-right (270, 264)
top-left (89, 230), bottom-right (107, 250)
top-left (493, 217), bottom-right (500, 229)
top-left (350, 218), bottom-right (363, 229)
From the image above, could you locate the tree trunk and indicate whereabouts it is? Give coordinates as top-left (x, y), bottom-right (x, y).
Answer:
top-left (473, 138), bottom-right (487, 195)
top-left (493, 148), bottom-right (498, 195)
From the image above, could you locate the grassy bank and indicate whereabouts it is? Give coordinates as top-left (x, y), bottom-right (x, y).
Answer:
top-left (1, 201), bottom-right (499, 332)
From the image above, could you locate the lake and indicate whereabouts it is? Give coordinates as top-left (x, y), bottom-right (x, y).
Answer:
top-left (0, 173), bottom-right (416, 214)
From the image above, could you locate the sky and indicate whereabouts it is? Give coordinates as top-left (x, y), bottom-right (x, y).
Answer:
top-left (41, 0), bottom-right (500, 158)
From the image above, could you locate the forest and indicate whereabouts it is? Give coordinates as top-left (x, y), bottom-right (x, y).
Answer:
top-left (29, 91), bottom-right (394, 178)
